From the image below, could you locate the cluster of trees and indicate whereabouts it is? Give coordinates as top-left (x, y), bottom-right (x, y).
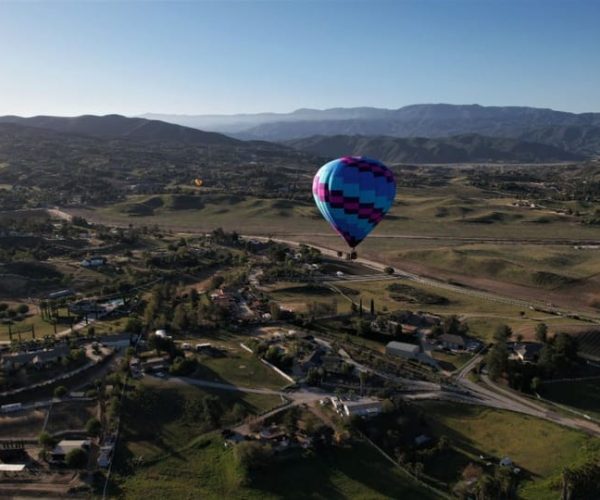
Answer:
top-left (141, 282), bottom-right (228, 333)
top-left (0, 302), bottom-right (29, 322)
top-left (561, 456), bottom-right (600, 500)
top-left (486, 323), bottom-right (579, 392)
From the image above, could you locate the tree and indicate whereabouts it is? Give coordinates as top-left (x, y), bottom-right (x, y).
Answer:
top-left (535, 323), bottom-right (548, 344)
top-left (211, 275), bottom-right (225, 290)
top-left (38, 431), bottom-right (55, 449)
top-left (370, 298), bottom-right (375, 316)
top-left (493, 324), bottom-right (513, 342)
top-left (54, 385), bottom-right (68, 398)
top-left (485, 341), bottom-right (508, 381)
top-left (65, 447), bottom-right (88, 468)
top-left (172, 304), bottom-right (189, 332)
top-left (85, 417), bottom-right (102, 437)
top-left (125, 317), bottom-right (143, 335)
top-left (16, 304), bottom-right (29, 315)
top-left (384, 266), bottom-right (394, 275)
top-left (530, 376), bottom-right (542, 392)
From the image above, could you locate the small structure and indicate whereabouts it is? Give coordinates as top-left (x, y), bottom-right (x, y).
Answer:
top-left (341, 398), bottom-right (383, 418)
top-left (385, 341), bottom-right (421, 361)
top-left (97, 445), bottom-right (114, 468)
top-left (80, 256), bottom-right (107, 268)
top-left (154, 329), bottom-right (169, 339)
top-left (414, 434), bottom-right (432, 447)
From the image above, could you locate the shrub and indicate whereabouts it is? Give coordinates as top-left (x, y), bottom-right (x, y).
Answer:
top-left (65, 448), bottom-right (88, 468)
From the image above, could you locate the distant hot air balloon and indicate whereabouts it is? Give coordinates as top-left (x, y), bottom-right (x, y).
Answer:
top-left (193, 178), bottom-right (204, 187)
top-left (312, 156), bottom-right (396, 253)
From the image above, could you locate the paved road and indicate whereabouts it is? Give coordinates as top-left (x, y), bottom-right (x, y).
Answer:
top-left (246, 235), bottom-right (600, 322)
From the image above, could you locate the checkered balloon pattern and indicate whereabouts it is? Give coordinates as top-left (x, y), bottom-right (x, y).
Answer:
top-left (312, 156), bottom-right (396, 249)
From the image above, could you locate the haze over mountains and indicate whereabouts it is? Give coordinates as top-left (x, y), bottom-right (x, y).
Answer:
top-left (144, 104), bottom-right (600, 144)
top-left (1, 106), bottom-right (599, 164)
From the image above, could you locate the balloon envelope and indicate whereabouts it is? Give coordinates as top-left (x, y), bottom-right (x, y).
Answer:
top-left (312, 156), bottom-right (396, 248)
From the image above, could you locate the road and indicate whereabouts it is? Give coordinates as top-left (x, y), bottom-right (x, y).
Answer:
top-left (452, 353), bottom-right (600, 436)
top-left (246, 235), bottom-right (600, 322)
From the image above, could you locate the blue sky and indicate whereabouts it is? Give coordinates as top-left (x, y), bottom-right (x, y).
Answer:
top-left (1, 0), bottom-right (599, 116)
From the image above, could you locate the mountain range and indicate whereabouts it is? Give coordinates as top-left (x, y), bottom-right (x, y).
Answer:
top-left (143, 104), bottom-right (600, 148)
top-left (0, 111), bottom-right (597, 164)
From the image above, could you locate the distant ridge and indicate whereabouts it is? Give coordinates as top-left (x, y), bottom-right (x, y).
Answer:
top-left (142, 104), bottom-right (600, 140)
top-left (0, 114), bottom-right (241, 146)
top-left (285, 134), bottom-right (584, 164)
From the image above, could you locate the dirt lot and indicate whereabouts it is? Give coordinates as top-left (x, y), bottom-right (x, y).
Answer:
top-left (0, 408), bottom-right (47, 438)
top-left (45, 400), bottom-right (98, 434)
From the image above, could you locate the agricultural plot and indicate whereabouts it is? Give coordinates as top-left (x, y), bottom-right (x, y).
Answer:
top-left (415, 401), bottom-right (600, 499)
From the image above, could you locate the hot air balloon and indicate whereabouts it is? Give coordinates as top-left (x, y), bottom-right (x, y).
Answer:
top-left (312, 156), bottom-right (396, 257)
top-left (193, 178), bottom-right (204, 187)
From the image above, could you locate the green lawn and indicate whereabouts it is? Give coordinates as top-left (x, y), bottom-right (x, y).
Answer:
top-left (115, 435), bottom-right (438, 500)
top-left (540, 379), bottom-right (600, 420)
top-left (45, 400), bottom-right (98, 434)
top-left (415, 401), bottom-right (600, 498)
top-left (192, 346), bottom-right (290, 390)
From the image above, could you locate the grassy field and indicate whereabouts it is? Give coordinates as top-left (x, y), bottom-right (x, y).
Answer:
top-left (431, 350), bottom-right (473, 372)
top-left (338, 278), bottom-right (590, 341)
top-left (266, 282), bottom-right (352, 314)
top-left (192, 345), bottom-right (290, 390)
top-left (77, 187), bottom-right (600, 242)
top-left (120, 378), bottom-right (282, 461)
top-left (540, 379), bottom-right (600, 420)
top-left (415, 401), bottom-right (600, 498)
top-left (115, 434), bottom-right (437, 500)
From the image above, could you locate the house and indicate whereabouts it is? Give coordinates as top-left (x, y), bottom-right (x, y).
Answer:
top-left (1, 344), bottom-right (69, 372)
top-left (80, 256), bottom-right (107, 268)
top-left (514, 342), bottom-right (543, 363)
top-left (439, 334), bottom-right (466, 351)
top-left (69, 300), bottom-right (104, 314)
top-left (50, 440), bottom-right (90, 463)
top-left (302, 349), bottom-right (324, 371)
top-left (341, 399), bottom-right (383, 418)
top-left (141, 356), bottom-right (169, 373)
top-left (31, 344), bottom-right (70, 369)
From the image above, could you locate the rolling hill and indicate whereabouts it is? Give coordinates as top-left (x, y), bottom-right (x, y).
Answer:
top-left (285, 134), bottom-right (584, 164)
top-left (0, 114), bottom-right (241, 146)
